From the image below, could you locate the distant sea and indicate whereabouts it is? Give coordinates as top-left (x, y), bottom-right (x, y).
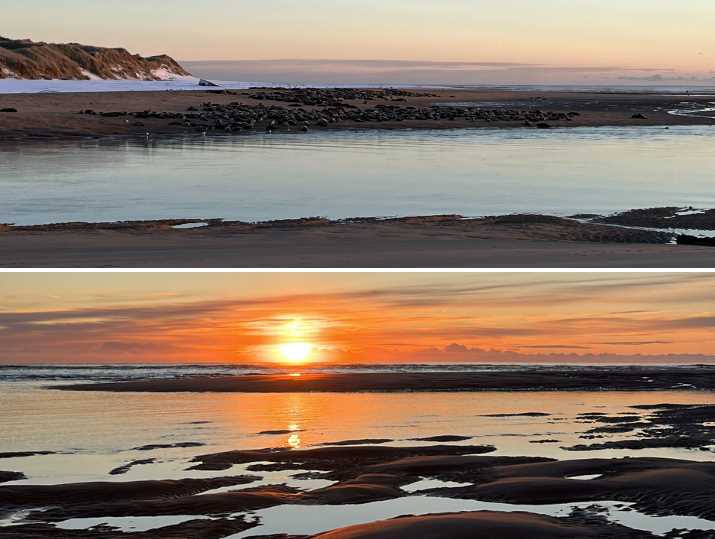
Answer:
top-left (182, 59), bottom-right (715, 95)
top-left (2, 76), bottom-right (715, 95)
top-left (0, 363), bottom-right (708, 385)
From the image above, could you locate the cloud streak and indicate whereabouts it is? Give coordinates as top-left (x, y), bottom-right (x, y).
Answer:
top-left (1, 273), bottom-right (714, 364)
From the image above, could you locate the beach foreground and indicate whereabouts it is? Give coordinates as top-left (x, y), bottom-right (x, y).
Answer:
top-left (2, 439), bottom-right (714, 538)
top-left (2, 365), bottom-right (713, 538)
top-left (4, 214), bottom-right (715, 268)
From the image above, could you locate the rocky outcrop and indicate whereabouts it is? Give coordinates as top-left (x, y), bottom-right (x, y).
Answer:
top-left (0, 36), bottom-right (191, 80)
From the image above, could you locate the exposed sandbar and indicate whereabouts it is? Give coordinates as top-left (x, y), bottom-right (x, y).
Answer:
top-left (55, 367), bottom-right (715, 394)
top-left (4, 213), bottom-right (715, 268)
top-left (1, 87), bottom-right (713, 143)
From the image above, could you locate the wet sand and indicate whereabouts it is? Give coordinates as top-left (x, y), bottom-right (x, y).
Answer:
top-left (308, 512), bottom-right (640, 539)
top-left (0, 472), bottom-right (24, 485)
top-left (0, 88), bottom-right (713, 142)
top-left (57, 367), bottom-right (715, 393)
top-left (1, 392), bottom-right (712, 538)
top-left (2, 443), bottom-right (713, 538)
top-left (3, 214), bottom-right (715, 268)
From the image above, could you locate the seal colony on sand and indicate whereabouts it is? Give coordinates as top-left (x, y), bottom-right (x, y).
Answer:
top-left (0, 87), bottom-right (714, 141)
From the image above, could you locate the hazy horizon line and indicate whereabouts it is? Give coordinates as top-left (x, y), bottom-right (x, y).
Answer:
top-left (4, 360), bottom-right (715, 367)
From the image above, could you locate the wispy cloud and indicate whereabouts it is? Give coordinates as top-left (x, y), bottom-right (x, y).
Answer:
top-left (1, 273), bottom-right (714, 364)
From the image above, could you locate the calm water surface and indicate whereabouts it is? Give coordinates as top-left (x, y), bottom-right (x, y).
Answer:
top-left (1, 126), bottom-right (714, 225)
top-left (1, 381), bottom-right (712, 485)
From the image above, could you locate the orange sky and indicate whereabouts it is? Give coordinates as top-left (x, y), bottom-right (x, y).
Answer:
top-left (1, 273), bottom-right (714, 365)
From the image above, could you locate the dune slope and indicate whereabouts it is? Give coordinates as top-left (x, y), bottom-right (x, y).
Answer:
top-left (0, 36), bottom-right (190, 80)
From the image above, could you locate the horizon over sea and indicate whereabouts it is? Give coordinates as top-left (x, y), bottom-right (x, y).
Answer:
top-left (2, 76), bottom-right (715, 95)
top-left (1, 363), bottom-right (713, 384)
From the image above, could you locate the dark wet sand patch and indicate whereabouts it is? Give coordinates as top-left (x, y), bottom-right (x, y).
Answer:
top-left (0, 452), bottom-right (56, 459)
top-left (565, 404), bottom-right (714, 452)
top-left (530, 439), bottom-right (561, 444)
top-left (481, 413), bottom-right (552, 418)
top-left (31, 486), bottom-right (301, 521)
top-left (583, 423), bottom-right (650, 435)
top-left (0, 471), bottom-right (24, 484)
top-left (108, 459), bottom-right (156, 476)
top-left (0, 476), bottom-right (257, 507)
top-left (189, 444), bottom-right (497, 472)
top-left (131, 442), bottom-right (205, 451)
top-left (595, 207), bottom-right (715, 231)
top-left (409, 435), bottom-right (473, 442)
top-left (309, 510), bottom-right (648, 539)
top-left (0, 518), bottom-right (253, 539)
top-left (320, 439), bottom-right (395, 447)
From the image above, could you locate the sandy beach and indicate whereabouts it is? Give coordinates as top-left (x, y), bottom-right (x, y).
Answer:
top-left (3, 1), bottom-right (715, 536)
top-left (2, 89), bottom-right (714, 268)
top-left (2, 214), bottom-right (714, 268)
top-left (0, 87), bottom-right (713, 142)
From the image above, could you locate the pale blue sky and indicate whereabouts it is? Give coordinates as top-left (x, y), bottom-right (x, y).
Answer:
top-left (4, 1), bottom-right (713, 68)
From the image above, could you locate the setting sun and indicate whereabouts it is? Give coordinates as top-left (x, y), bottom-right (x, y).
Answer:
top-left (279, 342), bottom-right (313, 364)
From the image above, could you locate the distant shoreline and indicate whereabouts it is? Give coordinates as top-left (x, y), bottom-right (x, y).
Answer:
top-left (3, 78), bottom-right (715, 94)
top-left (4, 207), bottom-right (715, 236)
top-left (54, 367), bottom-right (715, 393)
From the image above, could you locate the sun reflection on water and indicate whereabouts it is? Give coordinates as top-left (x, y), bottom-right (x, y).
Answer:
top-left (288, 423), bottom-right (302, 449)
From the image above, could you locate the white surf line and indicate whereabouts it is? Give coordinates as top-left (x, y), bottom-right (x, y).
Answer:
top-left (569, 215), bottom-right (715, 241)
top-left (668, 104), bottom-right (715, 119)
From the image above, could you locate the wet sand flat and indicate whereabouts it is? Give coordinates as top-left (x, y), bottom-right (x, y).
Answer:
top-left (3, 215), bottom-right (715, 268)
top-left (2, 374), bottom-right (713, 538)
top-left (0, 87), bottom-right (713, 142)
top-left (57, 367), bottom-right (715, 393)
top-left (2, 446), bottom-right (713, 538)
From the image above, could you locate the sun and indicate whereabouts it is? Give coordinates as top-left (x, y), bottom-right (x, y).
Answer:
top-left (279, 342), bottom-right (313, 364)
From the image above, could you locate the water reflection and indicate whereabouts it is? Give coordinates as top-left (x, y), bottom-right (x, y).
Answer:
top-left (288, 423), bottom-right (302, 449)
top-left (227, 497), bottom-right (715, 538)
top-left (2, 387), bottom-right (713, 486)
top-left (1, 127), bottom-right (714, 225)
